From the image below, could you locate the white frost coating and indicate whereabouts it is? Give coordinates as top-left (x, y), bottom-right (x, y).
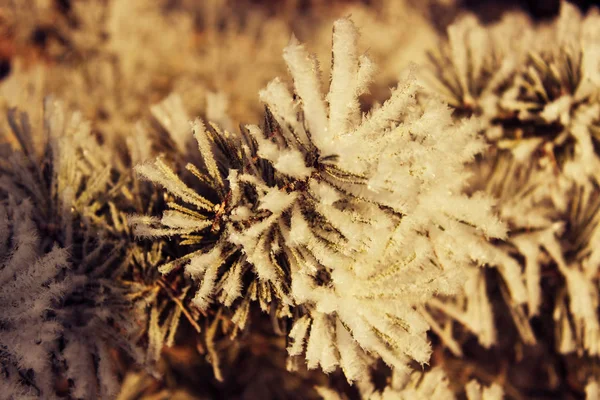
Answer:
top-left (193, 118), bottom-right (224, 188)
top-left (136, 159), bottom-right (214, 211)
top-left (288, 315), bottom-right (311, 356)
top-left (191, 245), bottom-right (225, 310)
top-left (310, 180), bottom-right (340, 205)
top-left (150, 93), bottom-right (190, 153)
top-left (247, 124), bottom-right (313, 179)
top-left (335, 319), bottom-right (368, 382)
top-left (259, 78), bottom-right (310, 146)
top-left (288, 205), bottom-right (311, 246)
top-left (282, 36), bottom-right (329, 150)
top-left (258, 187), bottom-right (298, 214)
top-left (327, 18), bottom-right (360, 137)
top-left (134, 17), bottom-right (506, 383)
top-left (426, 7), bottom-right (600, 354)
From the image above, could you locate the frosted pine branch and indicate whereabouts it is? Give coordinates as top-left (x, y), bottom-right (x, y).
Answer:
top-left (133, 17), bottom-right (505, 382)
top-left (0, 99), bottom-right (142, 399)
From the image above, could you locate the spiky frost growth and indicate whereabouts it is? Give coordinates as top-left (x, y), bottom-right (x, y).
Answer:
top-left (422, 4), bottom-right (600, 183)
top-left (0, 99), bottom-right (140, 398)
top-left (132, 110), bottom-right (293, 335)
top-left (422, 3), bottom-right (600, 361)
top-left (431, 162), bottom-right (600, 357)
top-left (134, 18), bottom-right (505, 381)
top-left (423, 12), bottom-right (533, 122)
top-left (425, 151), bottom-right (570, 350)
top-left (499, 3), bottom-right (600, 183)
top-left (0, 98), bottom-right (114, 228)
top-left (270, 17), bottom-right (504, 379)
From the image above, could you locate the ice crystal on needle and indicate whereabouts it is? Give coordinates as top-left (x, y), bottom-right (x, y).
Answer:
top-left (134, 17), bottom-right (505, 381)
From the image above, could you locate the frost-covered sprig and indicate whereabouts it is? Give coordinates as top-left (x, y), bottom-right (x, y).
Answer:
top-left (132, 101), bottom-right (295, 333)
top-left (498, 3), bottom-right (600, 182)
top-left (0, 197), bottom-right (132, 399)
top-left (423, 12), bottom-right (533, 121)
top-left (424, 149), bottom-right (570, 350)
top-left (134, 18), bottom-right (505, 381)
top-left (0, 98), bottom-right (114, 222)
top-left (265, 18), bottom-right (504, 379)
top-left (431, 158), bottom-right (600, 358)
top-left (107, 95), bottom-right (216, 364)
top-left (0, 99), bottom-right (140, 399)
top-left (422, 4), bottom-right (600, 185)
top-left (474, 152), bottom-right (569, 340)
top-left (423, 3), bottom-right (600, 360)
